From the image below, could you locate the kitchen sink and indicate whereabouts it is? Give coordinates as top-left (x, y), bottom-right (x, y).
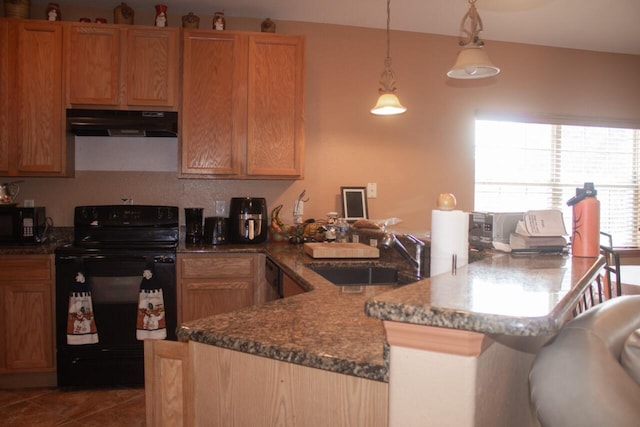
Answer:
top-left (310, 265), bottom-right (416, 287)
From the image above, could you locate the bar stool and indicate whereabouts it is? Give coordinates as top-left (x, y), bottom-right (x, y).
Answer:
top-left (599, 232), bottom-right (622, 299)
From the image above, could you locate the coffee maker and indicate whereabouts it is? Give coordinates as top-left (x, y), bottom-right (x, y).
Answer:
top-left (203, 217), bottom-right (228, 245)
top-left (229, 197), bottom-right (268, 244)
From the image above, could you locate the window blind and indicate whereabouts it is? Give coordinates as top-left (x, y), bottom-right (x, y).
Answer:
top-left (474, 119), bottom-right (640, 247)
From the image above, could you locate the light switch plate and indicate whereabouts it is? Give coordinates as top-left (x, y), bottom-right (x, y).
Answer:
top-left (367, 183), bottom-right (377, 199)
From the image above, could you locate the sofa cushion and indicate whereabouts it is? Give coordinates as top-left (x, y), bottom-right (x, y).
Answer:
top-left (529, 296), bottom-right (640, 427)
top-left (621, 328), bottom-right (640, 386)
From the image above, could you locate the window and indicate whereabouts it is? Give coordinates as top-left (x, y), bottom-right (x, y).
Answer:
top-left (474, 118), bottom-right (640, 247)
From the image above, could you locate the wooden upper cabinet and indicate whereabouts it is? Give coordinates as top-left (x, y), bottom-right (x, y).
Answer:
top-left (180, 30), bottom-right (305, 179)
top-left (67, 24), bottom-right (120, 105)
top-left (11, 20), bottom-right (69, 176)
top-left (0, 20), bottom-right (10, 175)
top-left (66, 23), bottom-right (179, 109)
top-left (126, 28), bottom-right (179, 107)
top-left (180, 31), bottom-right (246, 176)
top-left (246, 34), bottom-right (305, 178)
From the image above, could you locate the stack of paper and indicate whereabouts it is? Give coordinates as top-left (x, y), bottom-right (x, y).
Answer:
top-left (509, 210), bottom-right (568, 252)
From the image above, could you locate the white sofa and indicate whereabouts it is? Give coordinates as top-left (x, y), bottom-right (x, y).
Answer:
top-left (529, 295), bottom-right (640, 427)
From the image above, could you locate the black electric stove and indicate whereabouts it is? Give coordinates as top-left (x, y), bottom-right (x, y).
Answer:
top-left (55, 205), bottom-right (179, 387)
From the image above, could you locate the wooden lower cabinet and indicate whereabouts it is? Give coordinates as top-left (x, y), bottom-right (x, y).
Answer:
top-left (178, 253), bottom-right (263, 323)
top-left (144, 340), bottom-right (193, 426)
top-left (144, 340), bottom-right (389, 427)
top-left (0, 255), bottom-right (55, 387)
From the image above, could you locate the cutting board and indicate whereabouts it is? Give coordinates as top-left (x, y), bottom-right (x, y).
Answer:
top-left (303, 242), bottom-right (380, 259)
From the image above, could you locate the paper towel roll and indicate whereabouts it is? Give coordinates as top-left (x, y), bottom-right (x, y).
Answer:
top-left (430, 210), bottom-right (469, 277)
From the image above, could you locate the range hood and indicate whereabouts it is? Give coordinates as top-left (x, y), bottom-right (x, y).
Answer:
top-left (67, 109), bottom-right (178, 137)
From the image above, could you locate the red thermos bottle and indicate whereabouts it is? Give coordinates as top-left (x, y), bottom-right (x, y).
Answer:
top-left (567, 182), bottom-right (600, 257)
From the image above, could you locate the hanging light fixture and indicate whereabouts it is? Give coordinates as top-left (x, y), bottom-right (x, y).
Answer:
top-left (447, 0), bottom-right (500, 79)
top-left (371, 0), bottom-right (406, 115)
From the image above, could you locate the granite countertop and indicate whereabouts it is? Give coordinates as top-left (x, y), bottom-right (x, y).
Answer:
top-left (4, 231), bottom-right (603, 384)
top-left (177, 242), bottom-right (604, 383)
top-left (0, 241), bottom-right (62, 255)
top-left (178, 243), bottom-right (398, 382)
top-left (0, 227), bottom-right (72, 255)
top-left (365, 253), bottom-right (605, 336)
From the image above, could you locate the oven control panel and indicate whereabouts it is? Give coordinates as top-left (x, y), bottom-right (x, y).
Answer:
top-left (75, 205), bottom-right (178, 227)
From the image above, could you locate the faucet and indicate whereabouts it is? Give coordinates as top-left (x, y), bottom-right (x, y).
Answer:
top-left (381, 233), bottom-right (425, 280)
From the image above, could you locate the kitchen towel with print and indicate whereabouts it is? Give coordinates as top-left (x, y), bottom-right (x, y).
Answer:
top-left (66, 259), bottom-right (99, 345)
top-left (136, 258), bottom-right (167, 340)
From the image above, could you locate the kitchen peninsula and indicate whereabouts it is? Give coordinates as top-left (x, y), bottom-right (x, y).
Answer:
top-left (147, 241), bottom-right (605, 427)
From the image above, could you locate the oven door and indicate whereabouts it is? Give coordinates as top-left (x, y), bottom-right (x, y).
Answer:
top-left (55, 251), bottom-right (176, 387)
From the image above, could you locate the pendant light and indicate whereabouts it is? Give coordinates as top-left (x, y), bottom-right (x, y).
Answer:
top-left (371, 0), bottom-right (406, 115)
top-left (447, 0), bottom-right (500, 79)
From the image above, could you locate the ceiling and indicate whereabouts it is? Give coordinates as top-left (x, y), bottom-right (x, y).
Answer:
top-left (46, 0), bottom-right (640, 55)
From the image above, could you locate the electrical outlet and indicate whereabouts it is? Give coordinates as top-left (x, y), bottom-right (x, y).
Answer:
top-left (367, 183), bottom-right (377, 199)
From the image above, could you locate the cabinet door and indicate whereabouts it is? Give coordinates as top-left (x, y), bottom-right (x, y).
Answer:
top-left (0, 20), bottom-right (10, 175)
top-left (178, 254), bottom-right (255, 322)
top-left (246, 34), bottom-right (305, 178)
top-left (0, 256), bottom-right (54, 373)
top-left (126, 27), bottom-right (179, 108)
top-left (144, 340), bottom-right (193, 427)
top-left (67, 24), bottom-right (121, 106)
top-left (180, 31), bottom-right (246, 176)
top-left (15, 21), bottom-right (66, 175)
top-left (2, 283), bottom-right (54, 371)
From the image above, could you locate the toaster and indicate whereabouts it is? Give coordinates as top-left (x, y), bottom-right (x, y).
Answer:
top-left (469, 212), bottom-right (524, 249)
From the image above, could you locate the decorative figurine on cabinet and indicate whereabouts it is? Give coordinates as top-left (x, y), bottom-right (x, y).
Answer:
top-left (46, 2), bottom-right (61, 21)
top-left (155, 4), bottom-right (168, 27)
top-left (213, 11), bottom-right (225, 30)
top-left (261, 18), bottom-right (276, 33)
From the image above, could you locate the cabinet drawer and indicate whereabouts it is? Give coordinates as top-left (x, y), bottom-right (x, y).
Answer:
top-left (179, 254), bottom-right (255, 279)
top-left (184, 280), bottom-right (252, 292)
top-left (0, 256), bottom-right (52, 282)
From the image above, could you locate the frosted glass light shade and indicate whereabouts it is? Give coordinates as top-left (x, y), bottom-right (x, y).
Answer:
top-left (447, 46), bottom-right (500, 79)
top-left (370, 93), bottom-right (407, 115)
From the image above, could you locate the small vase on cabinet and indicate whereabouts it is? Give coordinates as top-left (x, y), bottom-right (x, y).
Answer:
top-left (114, 2), bottom-right (134, 25)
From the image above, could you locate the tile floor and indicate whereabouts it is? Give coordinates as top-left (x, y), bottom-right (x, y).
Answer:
top-left (0, 386), bottom-right (145, 427)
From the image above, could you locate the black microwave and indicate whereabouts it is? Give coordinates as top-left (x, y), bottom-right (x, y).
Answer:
top-left (0, 206), bottom-right (46, 245)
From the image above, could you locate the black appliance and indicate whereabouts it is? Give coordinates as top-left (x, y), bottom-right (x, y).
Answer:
top-left (66, 109), bottom-right (178, 137)
top-left (229, 197), bottom-right (268, 244)
top-left (55, 205), bottom-right (179, 388)
top-left (0, 206), bottom-right (46, 245)
top-left (203, 216), bottom-right (228, 245)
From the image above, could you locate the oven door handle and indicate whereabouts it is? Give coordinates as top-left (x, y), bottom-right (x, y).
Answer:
top-left (57, 254), bottom-right (175, 264)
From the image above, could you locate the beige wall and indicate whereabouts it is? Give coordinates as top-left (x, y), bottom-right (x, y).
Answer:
top-left (6, 7), bottom-right (640, 229)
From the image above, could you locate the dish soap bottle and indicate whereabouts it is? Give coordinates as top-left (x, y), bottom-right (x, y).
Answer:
top-left (567, 182), bottom-right (600, 257)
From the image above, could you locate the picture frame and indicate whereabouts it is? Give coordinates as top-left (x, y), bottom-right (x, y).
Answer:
top-left (341, 187), bottom-right (368, 221)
